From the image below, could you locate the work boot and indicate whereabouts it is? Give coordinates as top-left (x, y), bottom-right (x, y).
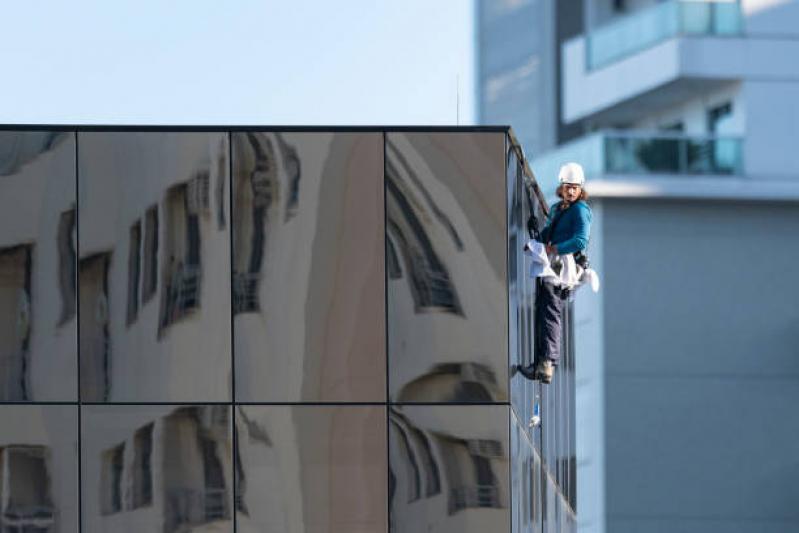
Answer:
top-left (535, 359), bottom-right (554, 384)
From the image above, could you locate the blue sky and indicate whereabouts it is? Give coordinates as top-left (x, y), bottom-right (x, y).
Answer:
top-left (0, 0), bottom-right (476, 125)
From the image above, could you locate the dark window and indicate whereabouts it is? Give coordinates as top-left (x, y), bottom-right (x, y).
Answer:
top-left (160, 186), bottom-right (201, 330)
top-left (142, 206), bottom-right (159, 304)
top-left (2, 446), bottom-right (54, 532)
top-left (390, 420), bottom-right (422, 503)
top-left (79, 252), bottom-right (112, 402)
top-left (660, 121), bottom-right (684, 132)
top-left (56, 209), bottom-right (76, 325)
top-left (410, 428), bottom-right (441, 497)
top-left (127, 221), bottom-right (141, 325)
top-left (200, 437), bottom-right (227, 521)
top-left (133, 424), bottom-right (153, 509)
top-left (386, 178), bottom-right (461, 314)
top-left (0, 246), bottom-right (33, 401)
top-left (101, 444), bottom-right (124, 515)
top-left (708, 102), bottom-right (733, 133)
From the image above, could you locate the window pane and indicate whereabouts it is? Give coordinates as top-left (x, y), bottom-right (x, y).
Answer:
top-left (0, 131), bottom-right (77, 401)
top-left (232, 132), bottom-right (385, 402)
top-left (386, 133), bottom-right (508, 403)
top-left (82, 405), bottom-right (232, 533)
top-left (78, 132), bottom-right (231, 402)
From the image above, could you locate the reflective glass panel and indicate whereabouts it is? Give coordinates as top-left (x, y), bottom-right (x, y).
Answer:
top-left (511, 411), bottom-right (542, 533)
top-left (232, 133), bottom-right (385, 402)
top-left (0, 131), bottom-right (77, 401)
top-left (78, 132), bottom-right (231, 402)
top-left (0, 404), bottom-right (78, 533)
top-left (386, 133), bottom-right (508, 403)
top-left (81, 405), bottom-right (233, 533)
top-left (389, 405), bottom-right (510, 532)
top-left (236, 405), bottom-right (386, 532)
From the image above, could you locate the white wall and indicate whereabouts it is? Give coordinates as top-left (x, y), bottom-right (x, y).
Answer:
top-left (574, 201), bottom-right (606, 533)
top-left (742, 0), bottom-right (799, 36)
top-left (630, 83), bottom-right (745, 134)
top-left (743, 81), bottom-right (799, 179)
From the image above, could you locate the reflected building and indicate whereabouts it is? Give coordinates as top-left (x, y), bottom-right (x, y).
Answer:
top-left (0, 132), bottom-right (77, 401)
top-left (78, 132), bottom-right (231, 402)
top-left (0, 127), bottom-right (575, 533)
top-left (82, 405), bottom-right (232, 533)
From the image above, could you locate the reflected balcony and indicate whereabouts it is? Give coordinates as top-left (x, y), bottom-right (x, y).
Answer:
top-left (588, 0), bottom-right (743, 70)
top-left (530, 131), bottom-right (744, 196)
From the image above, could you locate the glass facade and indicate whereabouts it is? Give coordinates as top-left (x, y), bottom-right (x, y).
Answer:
top-left (0, 127), bottom-right (575, 533)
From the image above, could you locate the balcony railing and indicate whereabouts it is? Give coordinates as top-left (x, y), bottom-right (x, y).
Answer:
top-left (448, 485), bottom-right (503, 514)
top-left (588, 0), bottom-right (743, 69)
top-left (530, 131), bottom-right (744, 194)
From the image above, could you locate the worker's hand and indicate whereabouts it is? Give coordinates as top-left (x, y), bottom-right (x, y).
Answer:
top-left (545, 244), bottom-right (558, 255)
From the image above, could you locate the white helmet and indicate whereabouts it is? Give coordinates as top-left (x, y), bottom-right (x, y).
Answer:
top-left (558, 162), bottom-right (585, 186)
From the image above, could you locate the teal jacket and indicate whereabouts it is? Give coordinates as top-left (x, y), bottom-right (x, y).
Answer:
top-left (540, 201), bottom-right (592, 255)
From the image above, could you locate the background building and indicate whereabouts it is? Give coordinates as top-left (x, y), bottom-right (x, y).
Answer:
top-left (0, 127), bottom-right (577, 532)
top-left (478, 1), bottom-right (799, 532)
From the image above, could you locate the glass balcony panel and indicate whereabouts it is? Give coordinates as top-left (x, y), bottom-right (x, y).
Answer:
top-left (680, 1), bottom-right (712, 33)
top-left (712, 1), bottom-right (744, 34)
top-left (588, 1), bottom-right (678, 69)
top-left (587, 0), bottom-right (743, 69)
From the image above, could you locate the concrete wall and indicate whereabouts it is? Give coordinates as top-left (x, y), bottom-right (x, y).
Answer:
top-left (743, 81), bottom-right (799, 180)
top-left (600, 198), bottom-right (799, 533)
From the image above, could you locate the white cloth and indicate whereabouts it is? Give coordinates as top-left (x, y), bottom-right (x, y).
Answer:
top-left (524, 240), bottom-right (600, 294)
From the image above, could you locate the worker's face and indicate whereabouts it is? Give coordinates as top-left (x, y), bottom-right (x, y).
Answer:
top-left (563, 184), bottom-right (581, 202)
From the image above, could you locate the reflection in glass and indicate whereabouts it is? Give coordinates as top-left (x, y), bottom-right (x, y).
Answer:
top-left (82, 405), bottom-right (232, 533)
top-left (511, 412), bottom-right (542, 533)
top-left (508, 138), bottom-right (544, 454)
top-left (389, 405), bottom-right (509, 532)
top-left (387, 133), bottom-right (508, 403)
top-left (236, 405), bottom-right (386, 532)
top-left (0, 131), bottom-right (77, 401)
top-left (0, 405), bottom-right (78, 532)
top-left (232, 133), bottom-right (385, 402)
top-left (78, 132), bottom-right (231, 402)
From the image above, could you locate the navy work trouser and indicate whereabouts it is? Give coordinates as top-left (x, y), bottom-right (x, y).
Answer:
top-left (534, 280), bottom-right (565, 365)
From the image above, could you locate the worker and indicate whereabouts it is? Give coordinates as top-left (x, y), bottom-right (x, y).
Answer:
top-left (522, 162), bottom-right (592, 384)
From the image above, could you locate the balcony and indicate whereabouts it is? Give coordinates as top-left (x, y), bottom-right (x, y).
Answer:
top-left (529, 131), bottom-right (744, 195)
top-left (588, 0), bottom-right (743, 70)
top-left (559, 0), bottom-right (799, 124)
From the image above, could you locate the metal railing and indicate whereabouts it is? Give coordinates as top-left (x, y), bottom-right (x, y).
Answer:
top-left (232, 272), bottom-right (260, 313)
top-left (165, 487), bottom-right (228, 529)
top-left (587, 0), bottom-right (743, 69)
top-left (2, 506), bottom-right (55, 532)
top-left (530, 131), bottom-right (744, 195)
top-left (448, 485), bottom-right (503, 514)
